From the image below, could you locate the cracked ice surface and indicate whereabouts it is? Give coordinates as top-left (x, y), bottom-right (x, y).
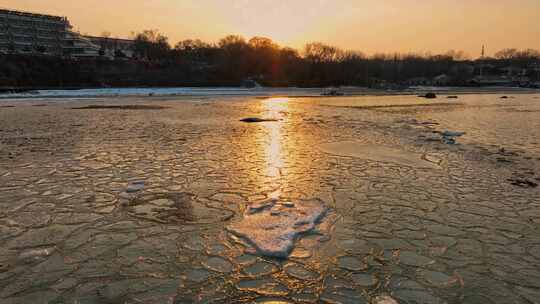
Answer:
top-left (320, 141), bottom-right (440, 169)
top-left (1, 94), bottom-right (540, 303)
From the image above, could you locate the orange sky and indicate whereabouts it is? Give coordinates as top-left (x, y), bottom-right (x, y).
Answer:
top-left (2, 0), bottom-right (539, 57)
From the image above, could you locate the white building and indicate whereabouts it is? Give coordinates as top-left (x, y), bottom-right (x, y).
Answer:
top-left (0, 8), bottom-right (100, 58)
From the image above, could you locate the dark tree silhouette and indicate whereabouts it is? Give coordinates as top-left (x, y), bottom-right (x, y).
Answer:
top-left (133, 30), bottom-right (171, 61)
top-left (1, 31), bottom-right (539, 88)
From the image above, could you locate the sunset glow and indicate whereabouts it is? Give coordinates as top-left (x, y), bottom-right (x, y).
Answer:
top-left (2, 0), bottom-right (539, 56)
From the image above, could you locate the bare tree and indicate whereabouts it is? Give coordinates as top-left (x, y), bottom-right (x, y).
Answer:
top-left (495, 48), bottom-right (518, 60)
top-left (133, 29), bottom-right (171, 60)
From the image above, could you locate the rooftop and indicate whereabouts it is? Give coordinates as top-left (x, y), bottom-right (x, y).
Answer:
top-left (84, 35), bottom-right (134, 43)
top-left (0, 8), bottom-right (67, 22)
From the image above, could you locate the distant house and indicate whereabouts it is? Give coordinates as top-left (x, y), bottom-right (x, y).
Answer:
top-left (474, 62), bottom-right (497, 76)
top-left (433, 74), bottom-right (451, 86)
top-left (501, 66), bottom-right (527, 77)
top-left (406, 77), bottom-right (431, 86)
top-left (369, 78), bottom-right (389, 88)
top-left (450, 64), bottom-right (475, 76)
top-left (470, 75), bottom-right (512, 86)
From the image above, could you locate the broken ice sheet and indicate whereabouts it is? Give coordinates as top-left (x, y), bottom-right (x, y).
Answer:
top-left (226, 199), bottom-right (331, 258)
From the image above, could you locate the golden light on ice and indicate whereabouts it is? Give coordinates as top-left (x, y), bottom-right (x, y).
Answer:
top-left (263, 97), bottom-right (290, 111)
top-left (262, 97), bottom-right (289, 179)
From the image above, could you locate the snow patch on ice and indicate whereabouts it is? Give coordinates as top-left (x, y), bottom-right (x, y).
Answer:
top-left (226, 199), bottom-right (329, 258)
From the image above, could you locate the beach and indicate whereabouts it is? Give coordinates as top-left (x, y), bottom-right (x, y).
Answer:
top-left (1, 93), bottom-right (540, 303)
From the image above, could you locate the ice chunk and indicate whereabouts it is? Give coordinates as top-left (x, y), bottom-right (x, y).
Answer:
top-left (247, 199), bottom-right (277, 214)
top-left (185, 268), bottom-right (211, 283)
top-left (441, 131), bottom-right (465, 137)
top-left (285, 264), bottom-right (319, 280)
top-left (18, 247), bottom-right (55, 263)
top-left (243, 261), bottom-right (277, 276)
top-left (226, 200), bottom-right (329, 258)
top-left (126, 181), bottom-right (145, 193)
top-left (202, 256), bottom-right (233, 273)
top-left (374, 295), bottom-right (399, 304)
top-left (282, 202), bottom-right (295, 208)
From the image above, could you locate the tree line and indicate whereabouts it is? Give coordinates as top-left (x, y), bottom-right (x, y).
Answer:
top-left (129, 30), bottom-right (540, 87)
top-left (1, 30), bottom-right (539, 89)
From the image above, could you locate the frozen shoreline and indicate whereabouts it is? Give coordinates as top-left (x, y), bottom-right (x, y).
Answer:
top-left (0, 86), bottom-right (538, 101)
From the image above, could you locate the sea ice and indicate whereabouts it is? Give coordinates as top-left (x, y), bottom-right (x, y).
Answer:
top-left (226, 199), bottom-right (329, 258)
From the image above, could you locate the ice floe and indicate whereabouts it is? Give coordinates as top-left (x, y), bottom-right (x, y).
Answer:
top-left (226, 199), bottom-right (330, 258)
